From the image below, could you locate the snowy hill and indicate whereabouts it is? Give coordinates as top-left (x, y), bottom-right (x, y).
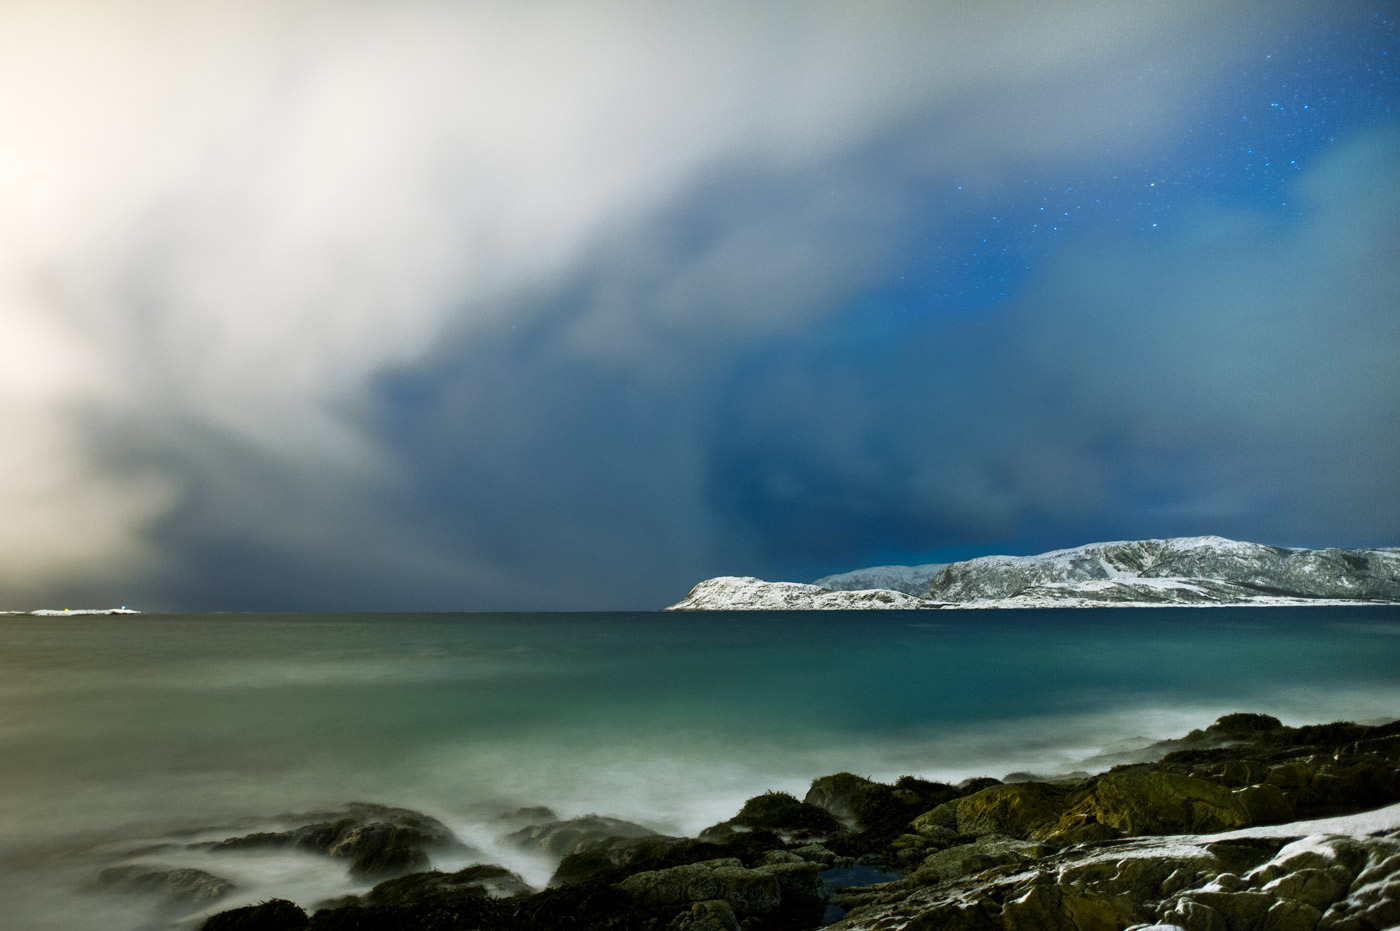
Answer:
top-left (813, 563), bottom-right (948, 596)
top-left (928, 535), bottom-right (1400, 607)
top-left (667, 536), bottom-right (1400, 610)
top-left (667, 577), bottom-right (938, 611)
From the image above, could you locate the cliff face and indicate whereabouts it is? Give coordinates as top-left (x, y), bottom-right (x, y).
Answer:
top-left (923, 536), bottom-right (1400, 607)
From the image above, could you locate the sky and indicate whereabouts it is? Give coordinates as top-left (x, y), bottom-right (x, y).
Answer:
top-left (1, 0), bottom-right (1397, 611)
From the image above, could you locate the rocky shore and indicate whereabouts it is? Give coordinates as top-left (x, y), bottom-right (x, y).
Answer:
top-left (103, 715), bottom-right (1399, 931)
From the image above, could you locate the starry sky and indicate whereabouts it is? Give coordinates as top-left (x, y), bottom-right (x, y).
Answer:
top-left (2, 0), bottom-right (1397, 611)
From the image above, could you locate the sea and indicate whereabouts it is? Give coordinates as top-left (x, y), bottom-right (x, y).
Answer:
top-left (1, 607), bottom-right (1397, 931)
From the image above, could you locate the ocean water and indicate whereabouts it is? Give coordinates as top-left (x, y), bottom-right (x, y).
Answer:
top-left (1, 607), bottom-right (1397, 930)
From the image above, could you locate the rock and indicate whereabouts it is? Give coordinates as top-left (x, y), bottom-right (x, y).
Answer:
top-left (700, 791), bottom-right (844, 842)
top-left (1236, 783), bottom-right (1296, 825)
top-left (806, 772), bottom-right (878, 821)
top-left (667, 899), bottom-right (742, 931)
top-left (325, 822), bottom-right (431, 879)
top-left (1204, 713), bottom-right (1287, 743)
top-left (1260, 867), bottom-right (1348, 910)
top-left (1206, 759), bottom-right (1272, 788)
top-left (352, 864), bottom-right (534, 907)
top-left (910, 835), bottom-right (1050, 884)
top-left (754, 860), bottom-right (827, 909)
top-left (548, 834), bottom-right (687, 886)
top-left (502, 814), bottom-right (663, 858)
top-left (1203, 838), bottom-right (1289, 876)
top-left (203, 803), bottom-right (467, 880)
top-left (617, 858), bottom-right (782, 917)
top-left (791, 843), bottom-right (842, 866)
top-left (96, 864), bottom-right (236, 905)
top-left (197, 898), bottom-right (308, 931)
top-left (1049, 770), bottom-right (1251, 838)
top-left (914, 781), bottom-right (1071, 839)
top-left (499, 805), bottom-right (558, 826)
top-left (829, 812), bottom-right (1400, 931)
top-left (1001, 882), bottom-right (1149, 931)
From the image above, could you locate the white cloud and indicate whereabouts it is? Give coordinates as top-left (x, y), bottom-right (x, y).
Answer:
top-left (0, 0), bottom-right (1307, 601)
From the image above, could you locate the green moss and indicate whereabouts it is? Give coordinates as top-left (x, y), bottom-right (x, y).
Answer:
top-left (731, 792), bottom-right (844, 836)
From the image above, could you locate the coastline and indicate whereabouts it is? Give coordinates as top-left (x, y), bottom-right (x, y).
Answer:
top-left (106, 714), bottom-right (1400, 930)
top-left (2, 607), bottom-right (141, 616)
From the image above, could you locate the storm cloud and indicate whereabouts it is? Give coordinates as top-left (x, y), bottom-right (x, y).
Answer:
top-left (1, 0), bottom-right (1395, 609)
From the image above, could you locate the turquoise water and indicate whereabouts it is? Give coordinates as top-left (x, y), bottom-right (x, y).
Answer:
top-left (0, 608), bottom-right (1397, 929)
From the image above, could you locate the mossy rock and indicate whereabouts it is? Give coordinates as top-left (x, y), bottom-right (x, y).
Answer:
top-left (502, 815), bottom-right (663, 859)
top-left (910, 836), bottom-right (1049, 885)
top-left (355, 864), bottom-right (532, 907)
top-left (1002, 884), bottom-right (1148, 931)
top-left (805, 773), bottom-right (878, 821)
top-left (1050, 770), bottom-right (1250, 838)
top-left (914, 781), bottom-right (1071, 840)
top-left (701, 792), bottom-right (844, 842)
top-left (199, 899), bottom-right (308, 931)
top-left (1207, 713), bottom-right (1284, 740)
top-left (1235, 782), bottom-right (1294, 825)
top-left (97, 865), bottom-right (236, 905)
top-left (616, 859), bottom-right (782, 918)
top-left (667, 899), bottom-right (741, 931)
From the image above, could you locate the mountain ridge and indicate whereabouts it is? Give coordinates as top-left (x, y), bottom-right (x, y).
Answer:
top-left (667, 535), bottom-right (1400, 610)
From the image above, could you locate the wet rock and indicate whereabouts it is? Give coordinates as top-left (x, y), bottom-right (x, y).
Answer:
top-left (203, 803), bottom-right (467, 880)
top-left (806, 773), bottom-right (879, 821)
top-left (754, 859), bottom-right (827, 909)
top-left (97, 864), bottom-right (236, 905)
top-left (913, 781), bottom-right (1072, 840)
top-left (198, 898), bottom-right (308, 931)
top-left (348, 864), bottom-right (534, 907)
top-left (667, 899), bottom-right (741, 931)
top-left (499, 805), bottom-right (558, 826)
top-left (1236, 782), bottom-right (1296, 825)
top-left (700, 791), bottom-right (844, 843)
top-left (325, 822), bottom-right (431, 879)
top-left (807, 773), bottom-right (961, 837)
top-left (502, 814), bottom-right (664, 858)
top-left (1206, 759), bottom-right (1272, 788)
top-left (791, 843), bottom-right (842, 866)
top-left (1001, 882), bottom-right (1149, 931)
top-left (1049, 770), bottom-right (1251, 838)
top-left (616, 857), bottom-right (782, 917)
top-left (1260, 866), bottom-right (1348, 910)
top-left (1203, 837), bottom-right (1289, 876)
top-left (1172, 889), bottom-right (1275, 930)
top-left (547, 834), bottom-right (688, 886)
top-left (828, 823), bottom-right (1400, 931)
top-left (910, 835), bottom-right (1051, 885)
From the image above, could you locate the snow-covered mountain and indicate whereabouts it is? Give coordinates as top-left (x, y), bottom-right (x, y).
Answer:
top-left (667, 536), bottom-right (1400, 610)
top-left (928, 535), bottom-right (1400, 607)
top-left (813, 563), bottom-right (948, 596)
top-left (667, 577), bottom-right (938, 610)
